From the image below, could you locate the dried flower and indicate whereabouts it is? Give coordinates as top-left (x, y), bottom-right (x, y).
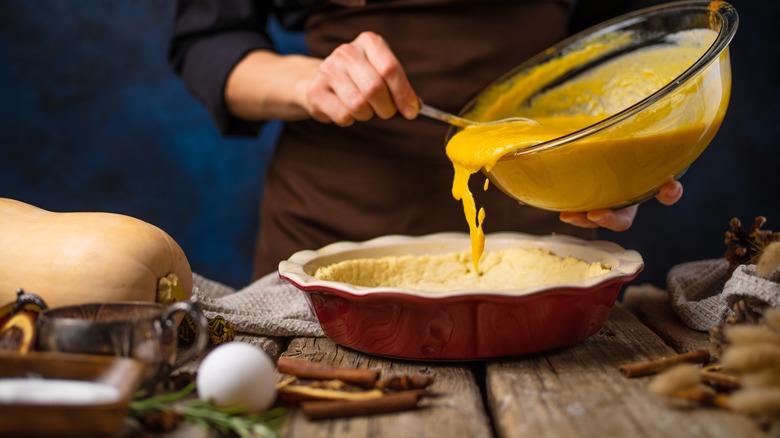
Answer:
top-left (723, 324), bottom-right (780, 347)
top-left (729, 388), bottom-right (780, 416)
top-left (648, 364), bottom-right (701, 396)
top-left (764, 308), bottom-right (780, 334)
top-left (742, 370), bottom-right (780, 390)
top-left (720, 344), bottom-right (780, 373)
top-left (757, 241), bottom-right (780, 278)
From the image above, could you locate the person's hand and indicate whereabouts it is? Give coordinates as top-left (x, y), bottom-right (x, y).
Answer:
top-left (304, 31), bottom-right (419, 127)
top-left (559, 180), bottom-right (683, 231)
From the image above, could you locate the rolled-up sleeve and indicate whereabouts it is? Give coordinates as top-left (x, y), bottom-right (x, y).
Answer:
top-left (169, 0), bottom-right (272, 136)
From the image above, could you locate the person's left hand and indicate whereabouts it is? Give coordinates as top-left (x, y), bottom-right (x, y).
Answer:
top-left (559, 180), bottom-right (683, 231)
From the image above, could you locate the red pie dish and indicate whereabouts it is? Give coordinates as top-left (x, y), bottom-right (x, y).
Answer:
top-left (278, 232), bottom-right (643, 360)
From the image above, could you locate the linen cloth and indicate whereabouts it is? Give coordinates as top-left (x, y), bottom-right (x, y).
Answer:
top-left (666, 259), bottom-right (780, 331)
top-left (192, 272), bottom-right (324, 338)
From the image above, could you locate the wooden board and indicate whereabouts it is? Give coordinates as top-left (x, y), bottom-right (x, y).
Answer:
top-left (176, 334), bottom-right (286, 374)
top-left (484, 304), bottom-right (765, 438)
top-left (622, 284), bottom-right (711, 353)
top-left (281, 337), bottom-right (492, 438)
top-left (153, 293), bottom-right (770, 438)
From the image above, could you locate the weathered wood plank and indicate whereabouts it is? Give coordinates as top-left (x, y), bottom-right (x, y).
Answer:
top-left (281, 337), bottom-right (492, 438)
top-left (485, 304), bottom-right (765, 438)
top-left (621, 284), bottom-right (711, 353)
top-left (175, 334), bottom-right (286, 374)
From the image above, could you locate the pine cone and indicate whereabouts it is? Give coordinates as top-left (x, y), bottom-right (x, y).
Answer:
top-left (724, 216), bottom-right (780, 275)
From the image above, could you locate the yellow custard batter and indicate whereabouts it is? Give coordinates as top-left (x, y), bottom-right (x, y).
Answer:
top-left (446, 28), bottom-right (726, 271)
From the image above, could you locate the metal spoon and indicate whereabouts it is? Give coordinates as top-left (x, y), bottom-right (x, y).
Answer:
top-left (418, 102), bottom-right (538, 128)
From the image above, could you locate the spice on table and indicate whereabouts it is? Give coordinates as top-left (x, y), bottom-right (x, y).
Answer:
top-left (178, 314), bottom-right (236, 347)
top-left (274, 357), bottom-right (436, 420)
top-left (700, 365), bottom-right (741, 389)
top-left (299, 390), bottom-right (425, 421)
top-left (619, 349), bottom-right (711, 377)
top-left (277, 356), bottom-right (380, 388)
top-left (276, 357), bottom-right (433, 421)
top-left (277, 383), bottom-right (385, 404)
top-left (377, 373), bottom-right (435, 391)
top-left (669, 386), bottom-right (730, 409)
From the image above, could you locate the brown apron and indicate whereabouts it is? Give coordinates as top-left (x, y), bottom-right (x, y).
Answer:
top-left (254, 0), bottom-right (597, 278)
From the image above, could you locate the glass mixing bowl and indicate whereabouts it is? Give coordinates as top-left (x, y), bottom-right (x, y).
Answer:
top-left (448, 1), bottom-right (738, 212)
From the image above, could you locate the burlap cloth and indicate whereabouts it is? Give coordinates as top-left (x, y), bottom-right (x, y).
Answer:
top-left (191, 272), bottom-right (325, 338)
top-left (666, 259), bottom-right (780, 331)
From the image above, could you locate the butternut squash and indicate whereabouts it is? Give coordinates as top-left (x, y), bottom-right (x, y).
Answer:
top-left (0, 198), bottom-right (192, 309)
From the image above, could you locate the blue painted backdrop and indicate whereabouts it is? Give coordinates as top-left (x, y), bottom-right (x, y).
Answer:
top-left (1, 1), bottom-right (778, 289)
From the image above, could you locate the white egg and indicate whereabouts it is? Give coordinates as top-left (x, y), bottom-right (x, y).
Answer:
top-left (196, 342), bottom-right (278, 412)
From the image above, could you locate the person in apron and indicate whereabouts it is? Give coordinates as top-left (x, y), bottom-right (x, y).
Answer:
top-left (169, 0), bottom-right (682, 278)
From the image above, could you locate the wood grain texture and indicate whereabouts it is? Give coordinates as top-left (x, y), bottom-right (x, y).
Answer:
top-left (622, 284), bottom-right (711, 353)
top-left (281, 337), bottom-right (492, 438)
top-left (484, 304), bottom-right (765, 438)
top-left (158, 298), bottom-right (769, 437)
top-left (176, 334), bottom-right (285, 374)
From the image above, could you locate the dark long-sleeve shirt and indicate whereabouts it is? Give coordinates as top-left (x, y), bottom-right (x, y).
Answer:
top-left (169, 0), bottom-right (321, 136)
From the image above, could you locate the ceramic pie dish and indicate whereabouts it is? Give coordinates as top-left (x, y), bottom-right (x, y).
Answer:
top-left (278, 232), bottom-right (643, 360)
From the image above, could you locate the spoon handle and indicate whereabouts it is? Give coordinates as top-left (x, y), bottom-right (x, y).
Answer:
top-left (418, 102), bottom-right (474, 128)
top-left (418, 102), bottom-right (538, 128)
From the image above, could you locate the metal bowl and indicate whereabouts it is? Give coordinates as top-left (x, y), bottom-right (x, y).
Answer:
top-left (278, 232), bottom-right (643, 360)
top-left (448, 1), bottom-right (738, 212)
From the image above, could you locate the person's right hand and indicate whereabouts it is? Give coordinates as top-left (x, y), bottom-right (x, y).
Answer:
top-left (304, 31), bottom-right (419, 127)
top-left (559, 180), bottom-right (684, 231)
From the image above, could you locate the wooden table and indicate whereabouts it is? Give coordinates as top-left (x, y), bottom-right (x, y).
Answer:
top-left (157, 286), bottom-right (767, 438)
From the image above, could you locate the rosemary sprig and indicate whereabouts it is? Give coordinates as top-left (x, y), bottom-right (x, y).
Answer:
top-left (130, 381), bottom-right (287, 437)
top-left (130, 381), bottom-right (197, 413)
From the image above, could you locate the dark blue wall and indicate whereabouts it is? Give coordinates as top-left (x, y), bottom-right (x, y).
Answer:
top-left (0, 1), bottom-right (304, 288)
top-left (1, 1), bottom-right (777, 289)
top-left (604, 0), bottom-right (780, 286)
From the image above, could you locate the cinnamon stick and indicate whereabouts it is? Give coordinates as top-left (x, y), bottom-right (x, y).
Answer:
top-left (671, 387), bottom-right (731, 409)
top-left (278, 357), bottom-right (380, 388)
top-left (300, 390), bottom-right (424, 421)
top-left (377, 373), bottom-right (435, 391)
top-left (277, 385), bottom-right (385, 404)
top-left (700, 367), bottom-right (741, 389)
top-left (619, 349), bottom-right (711, 377)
